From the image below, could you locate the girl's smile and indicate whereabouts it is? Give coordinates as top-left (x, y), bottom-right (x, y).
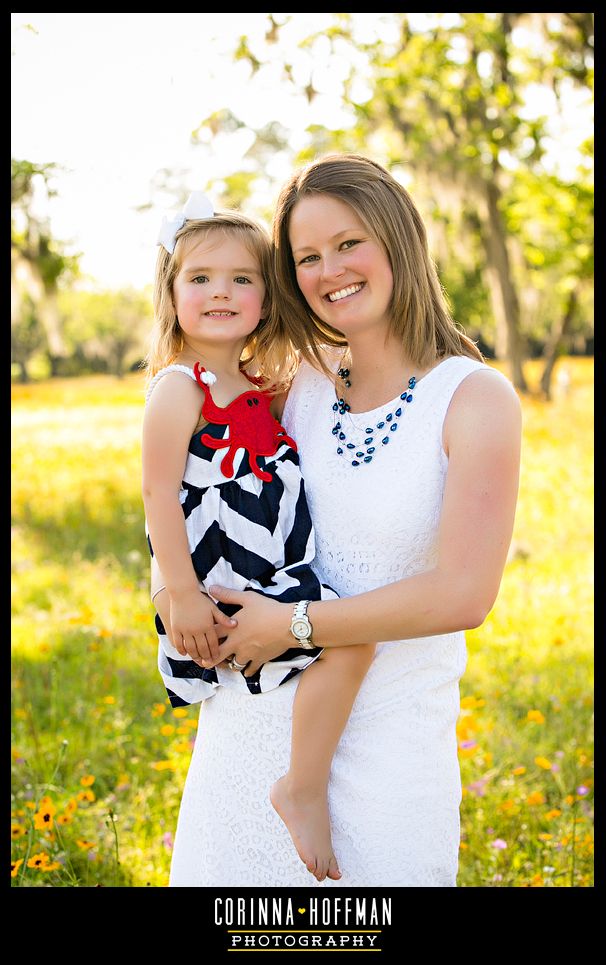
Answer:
top-left (172, 234), bottom-right (265, 350)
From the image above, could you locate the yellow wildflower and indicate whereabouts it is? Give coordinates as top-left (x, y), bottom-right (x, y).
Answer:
top-left (41, 861), bottom-right (62, 871)
top-left (545, 809), bottom-right (562, 819)
top-left (526, 791), bottom-right (546, 806)
top-left (151, 703), bottom-right (167, 717)
top-left (535, 756), bottom-right (552, 770)
top-left (34, 808), bottom-right (54, 831)
top-left (80, 775), bottom-right (95, 787)
top-left (512, 766), bottom-right (526, 775)
top-left (527, 710), bottom-right (545, 723)
top-left (27, 852), bottom-right (50, 869)
top-left (538, 833), bottom-right (553, 841)
top-left (11, 824), bottom-right (26, 838)
top-left (103, 695), bottom-right (116, 704)
top-left (172, 708), bottom-right (188, 718)
top-left (11, 858), bottom-right (24, 877)
top-left (173, 741), bottom-right (192, 753)
top-left (151, 760), bottom-right (178, 771)
top-left (56, 814), bottom-right (72, 825)
top-left (76, 839), bottom-right (95, 850)
top-left (160, 724), bottom-right (175, 736)
top-left (76, 789), bottom-right (95, 804)
top-left (64, 798), bottom-right (78, 813)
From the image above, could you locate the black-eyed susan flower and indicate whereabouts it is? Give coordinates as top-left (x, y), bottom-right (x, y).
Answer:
top-left (34, 808), bottom-right (54, 831)
top-left (56, 814), bottom-right (72, 826)
top-left (75, 839), bottom-right (95, 850)
top-left (11, 858), bottom-right (24, 877)
top-left (64, 798), bottom-right (78, 814)
top-left (80, 775), bottom-right (95, 787)
top-left (76, 790), bottom-right (96, 804)
top-left (27, 852), bottom-right (50, 869)
top-left (40, 861), bottom-right (62, 872)
top-left (11, 824), bottom-right (26, 839)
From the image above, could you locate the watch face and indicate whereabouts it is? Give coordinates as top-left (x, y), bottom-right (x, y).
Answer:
top-left (292, 618), bottom-right (310, 639)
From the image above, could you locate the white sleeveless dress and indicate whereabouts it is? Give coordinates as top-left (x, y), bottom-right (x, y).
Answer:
top-left (169, 354), bottom-right (487, 887)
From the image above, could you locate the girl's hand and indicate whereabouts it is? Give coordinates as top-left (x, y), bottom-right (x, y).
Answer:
top-left (168, 589), bottom-right (237, 666)
top-left (204, 586), bottom-right (293, 676)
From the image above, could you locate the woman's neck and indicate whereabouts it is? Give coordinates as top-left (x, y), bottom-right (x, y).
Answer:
top-left (340, 333), bottom-right (437, 413)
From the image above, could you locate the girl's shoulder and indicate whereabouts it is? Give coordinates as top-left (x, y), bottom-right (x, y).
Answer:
top-left (144, 364), bottom-right (198, 405)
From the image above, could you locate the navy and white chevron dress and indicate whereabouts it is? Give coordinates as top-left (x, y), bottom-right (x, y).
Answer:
top-left (145, 364), bottom-right (338, 708)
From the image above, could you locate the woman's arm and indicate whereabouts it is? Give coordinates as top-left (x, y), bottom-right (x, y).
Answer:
top-left (207, 368), bottom-right (522, 674)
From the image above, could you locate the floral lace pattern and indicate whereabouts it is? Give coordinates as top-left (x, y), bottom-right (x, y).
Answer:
top-left (169, 353), bottom-right (486, 887)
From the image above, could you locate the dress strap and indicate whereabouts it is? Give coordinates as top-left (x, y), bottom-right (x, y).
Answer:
top-left (145, 364), bottom-right (197, 404)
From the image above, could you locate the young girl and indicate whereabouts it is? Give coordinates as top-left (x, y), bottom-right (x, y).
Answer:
top-left (142, 193), bottom-right (375, 883)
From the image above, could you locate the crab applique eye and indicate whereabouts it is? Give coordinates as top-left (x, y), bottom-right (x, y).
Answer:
top-left (247, 399), bottom-right (254, 407)
top-left (253, 399), bottom-right (259, 406)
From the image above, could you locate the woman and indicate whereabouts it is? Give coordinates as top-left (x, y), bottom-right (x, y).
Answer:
top-left (153, 154), bottom-right (521, 887)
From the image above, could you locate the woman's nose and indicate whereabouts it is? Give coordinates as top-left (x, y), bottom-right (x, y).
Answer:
top-left (320, 254), bottom-right (346, 282)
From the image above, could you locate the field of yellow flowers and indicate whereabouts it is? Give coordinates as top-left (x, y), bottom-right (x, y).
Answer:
top-left (11, 359), bottom-right (593, 887)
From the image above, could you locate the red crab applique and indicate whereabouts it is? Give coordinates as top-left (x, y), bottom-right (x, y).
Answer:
top-left (193, 362), bottom-right (297, 482)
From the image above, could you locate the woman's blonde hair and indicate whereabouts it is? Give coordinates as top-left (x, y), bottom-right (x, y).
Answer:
top-left (144, 211), bottom-right (297, 390)
top-left (270, 153), bottom-right (483, 375)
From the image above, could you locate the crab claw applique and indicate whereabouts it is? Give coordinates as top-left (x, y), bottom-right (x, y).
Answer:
top-left (193, 362), bottom-right (297, 482)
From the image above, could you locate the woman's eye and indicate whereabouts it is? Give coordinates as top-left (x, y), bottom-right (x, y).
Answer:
top-left (297, 254), bottom-right (319, 266)
top-left (341, 239), bottom-right (360, 250)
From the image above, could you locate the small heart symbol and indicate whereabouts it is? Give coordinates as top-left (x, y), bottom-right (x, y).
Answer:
top-left (298, 907), bottom-right (306, 914)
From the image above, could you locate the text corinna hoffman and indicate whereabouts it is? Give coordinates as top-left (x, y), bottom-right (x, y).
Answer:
top-left (214, 896), bottom-right (392, 926)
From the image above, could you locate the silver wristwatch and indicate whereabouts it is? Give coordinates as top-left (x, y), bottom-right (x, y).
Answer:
top-left (290, 600), bottom-right (315, 649)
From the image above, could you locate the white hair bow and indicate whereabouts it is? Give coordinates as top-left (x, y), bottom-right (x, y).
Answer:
top-left (157, 191), bottom-right (215, 254)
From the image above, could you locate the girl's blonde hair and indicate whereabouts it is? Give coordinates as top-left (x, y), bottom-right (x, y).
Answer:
top-left (270, 153), bottom-right (483, 376)
top-left (144, 211), bottom-right (298, 391)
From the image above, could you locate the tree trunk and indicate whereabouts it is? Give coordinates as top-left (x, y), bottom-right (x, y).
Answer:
top-left (478, 180), bottom-right (528, 392)
top-left (539, 287), bottom-right (578, 400)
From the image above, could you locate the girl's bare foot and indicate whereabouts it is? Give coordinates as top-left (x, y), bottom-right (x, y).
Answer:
top-left (270, 775), bottom-right (342, 882)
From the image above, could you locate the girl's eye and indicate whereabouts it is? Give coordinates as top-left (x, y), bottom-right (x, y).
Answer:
top-left (192, 275), bottom-right (208, 284)
top-left (234, 276), bottom-right (252, 284)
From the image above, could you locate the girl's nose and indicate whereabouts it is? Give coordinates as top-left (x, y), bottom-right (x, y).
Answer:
top-left (211, 284), bottom-right (230, 299)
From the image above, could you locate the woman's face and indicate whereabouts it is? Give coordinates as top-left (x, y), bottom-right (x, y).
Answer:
top-left (288, 194), bottom-right (394, 339)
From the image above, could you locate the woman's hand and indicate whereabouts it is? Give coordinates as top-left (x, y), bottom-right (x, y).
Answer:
top-left (204, 587), bottom-right (293, 676)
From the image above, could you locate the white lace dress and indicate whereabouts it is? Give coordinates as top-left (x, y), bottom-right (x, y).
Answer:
top-left (168, 354), bottom-right (486, 887)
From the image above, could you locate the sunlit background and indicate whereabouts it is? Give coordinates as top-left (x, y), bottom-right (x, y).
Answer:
top-left (12, 12), bottom-right (592, 291)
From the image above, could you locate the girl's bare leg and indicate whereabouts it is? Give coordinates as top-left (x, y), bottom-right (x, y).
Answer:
top-left (270, 643), bottom-right (375, 882)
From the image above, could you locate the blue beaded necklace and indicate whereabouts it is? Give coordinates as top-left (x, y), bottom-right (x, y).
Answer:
top-left (331, 365), bottom-right (417, 467)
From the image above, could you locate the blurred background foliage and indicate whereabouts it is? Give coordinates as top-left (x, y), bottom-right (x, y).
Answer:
top-left (11, 13), bottom-right (593, 398)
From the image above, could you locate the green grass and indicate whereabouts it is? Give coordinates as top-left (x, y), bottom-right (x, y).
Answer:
top-left (11, 361), bottom-right (593, 886)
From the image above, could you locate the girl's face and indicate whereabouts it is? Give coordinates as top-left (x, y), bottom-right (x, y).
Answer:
top-left (172, 233), bottom-right (266, 350)
top-left (288, 194), bottom-right (394, 339)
